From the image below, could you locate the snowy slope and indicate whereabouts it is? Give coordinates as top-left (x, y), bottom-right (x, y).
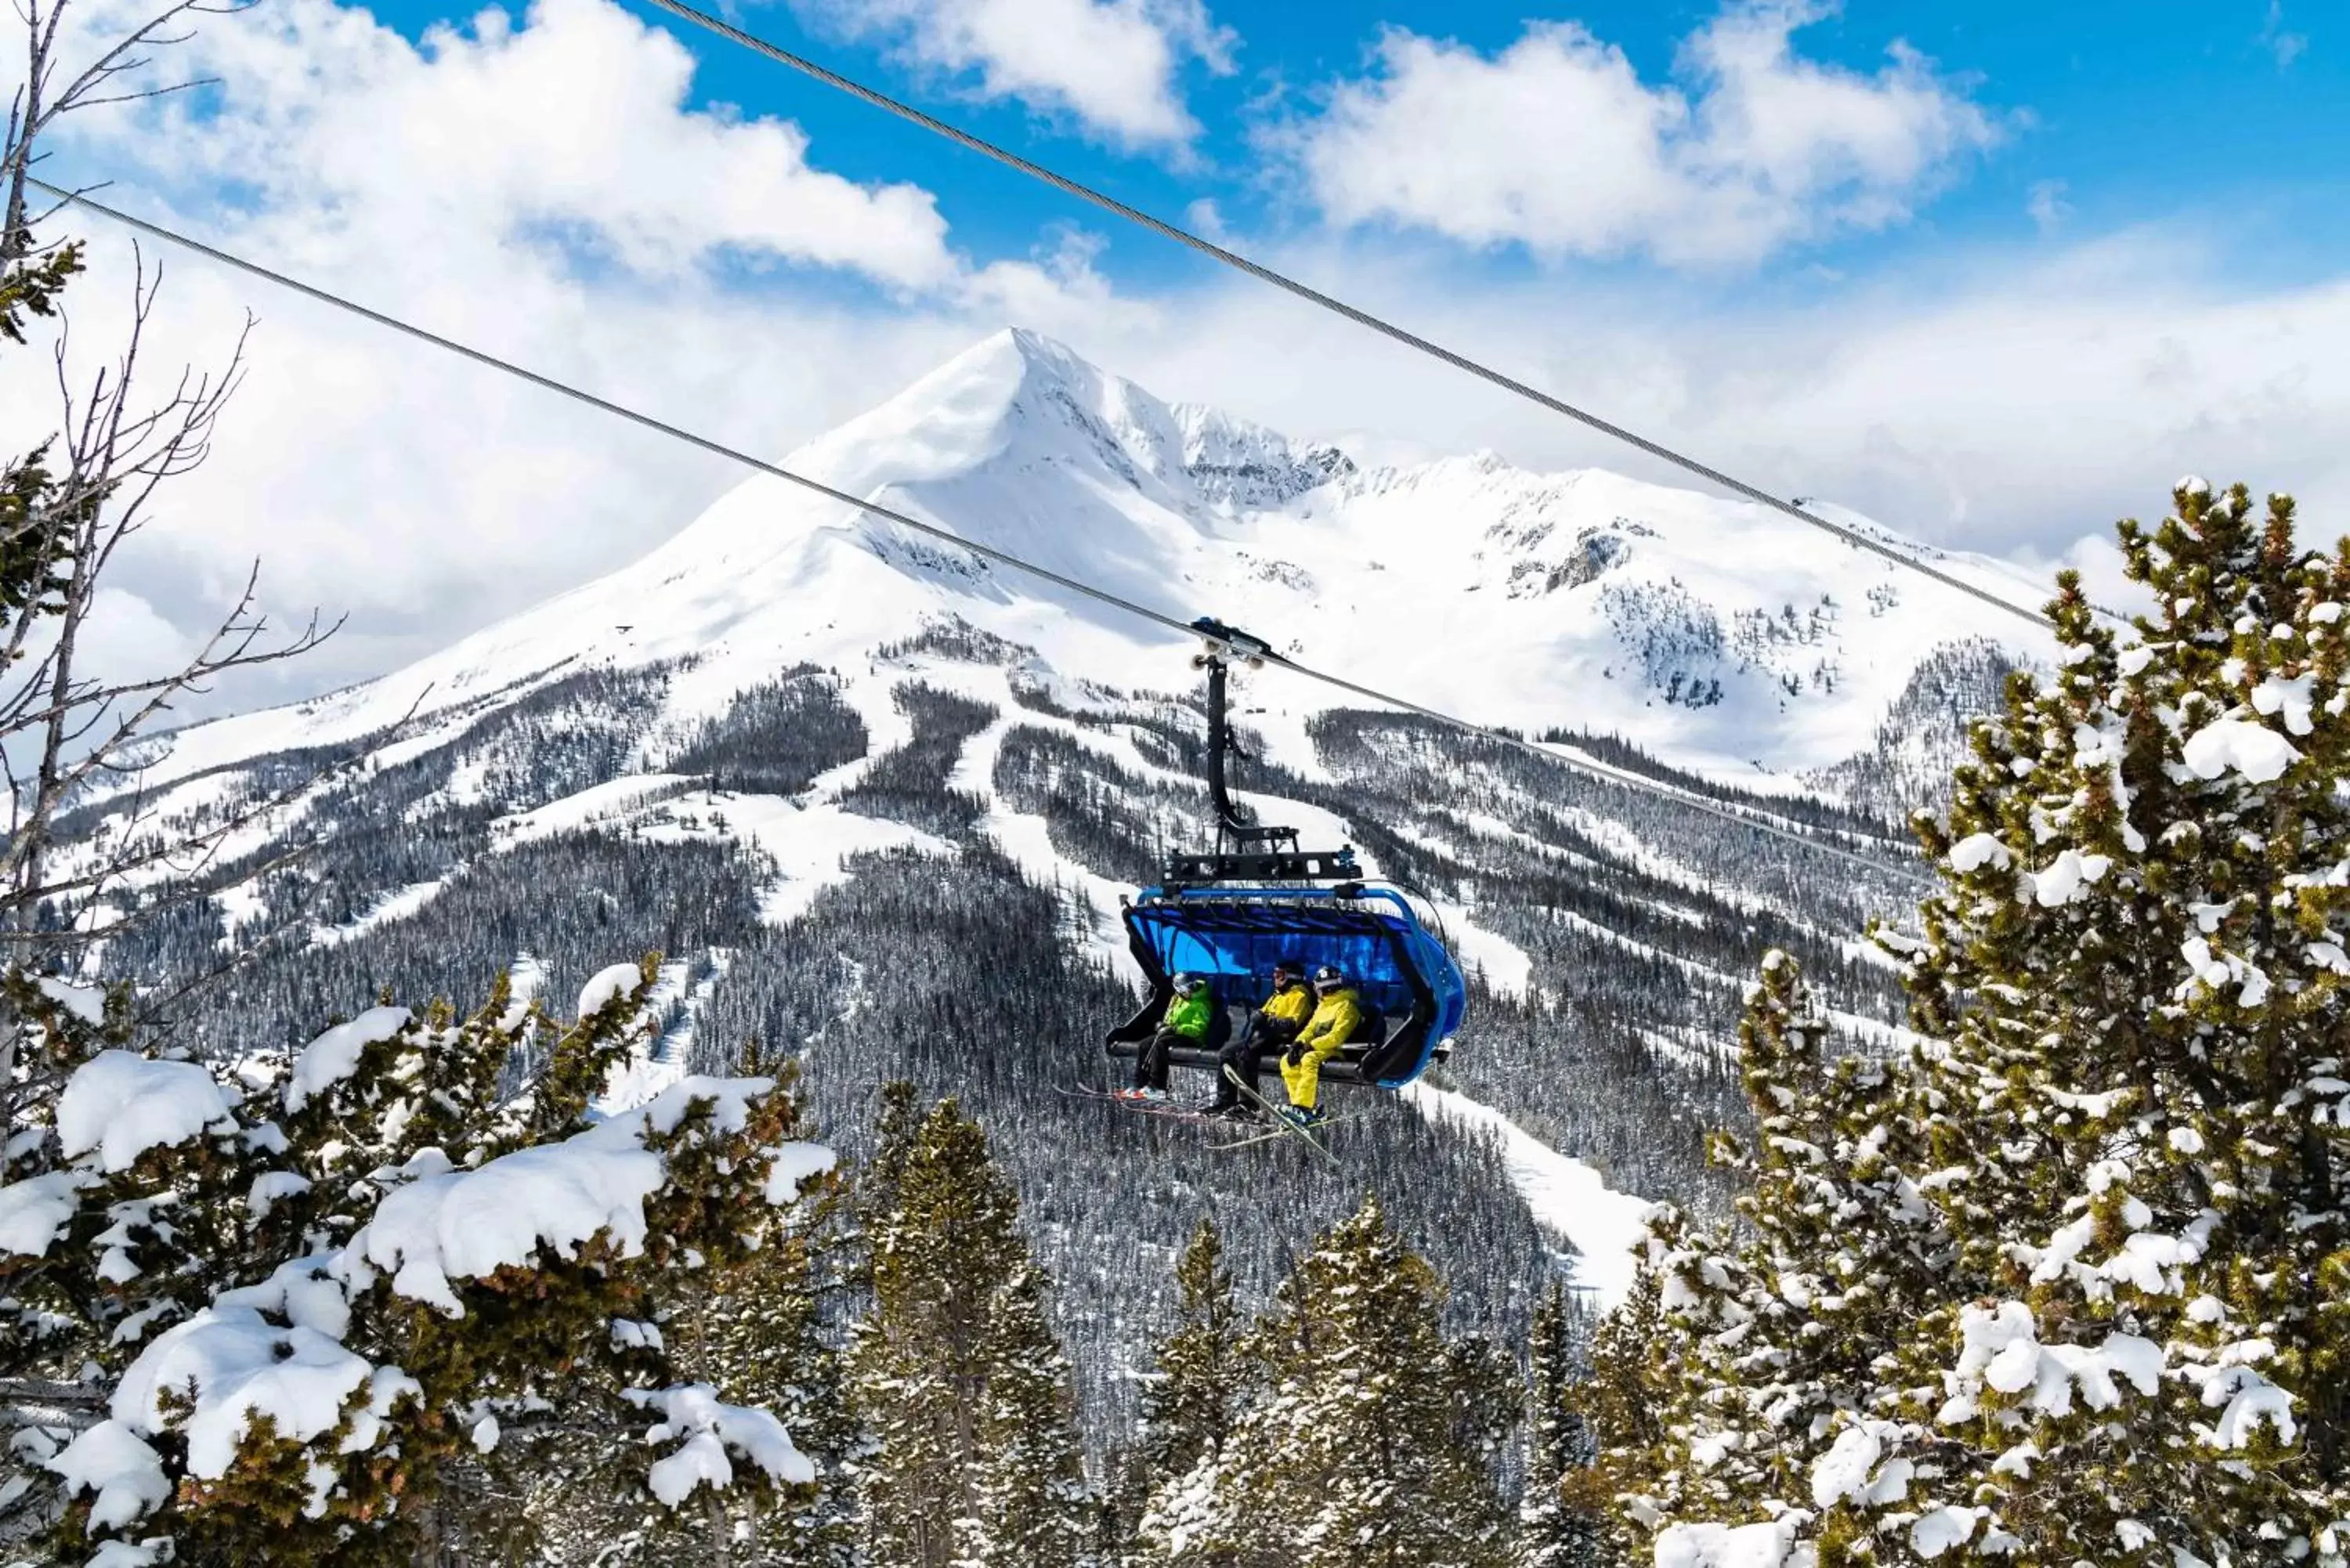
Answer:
top-left (1404, 1083), bottom-right (1655, 1310)
top-left (133, 327), bottom-right (2051, 795)
top-left (71, 329), bottom-right (2042, 1393)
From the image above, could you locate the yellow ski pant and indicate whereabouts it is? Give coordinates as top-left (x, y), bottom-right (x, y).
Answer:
top-left (1278, 1043), bottom-right (1340, 1111)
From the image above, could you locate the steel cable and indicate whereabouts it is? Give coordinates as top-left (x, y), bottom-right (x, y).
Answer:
top-left (633, 0), bottom-right (2055, 634)
top-left (34, 177), bottom-right (1934, 887)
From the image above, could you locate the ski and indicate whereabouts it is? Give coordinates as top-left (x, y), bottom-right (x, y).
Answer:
top-left (1208, 1111), bottom-right (1365, 1154)
top-left (1220, 1064), bottom-right (1340, 1166)
top-left (1052, 1084), bottom-right (1227, 1125)
top-left (1057, 1082), bottom-right (1357, 1154)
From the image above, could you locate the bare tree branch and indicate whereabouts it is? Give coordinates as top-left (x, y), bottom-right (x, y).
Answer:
top-left (0, 259), bottom-right (333, 927)
top-left (0, 0), bottom-right (333, 977)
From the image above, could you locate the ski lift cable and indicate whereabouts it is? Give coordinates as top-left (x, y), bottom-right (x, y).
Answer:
top-left (34, 178), bottom-right (1933, 889)
top-left (631, 0), bottom-right (2057, 636)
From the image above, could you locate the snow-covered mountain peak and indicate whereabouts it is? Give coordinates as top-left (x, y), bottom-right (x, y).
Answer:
top-left (786, 328), bottom-right (1180, 498)
top-left (1167, 401), bottom-right (1356, 512)
top-left (141, 327), bottom-right (2057, 794)
top-left (775, 327), bottom-right (1353, 522)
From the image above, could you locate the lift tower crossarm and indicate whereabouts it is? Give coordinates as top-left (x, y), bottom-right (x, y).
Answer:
top-left (1159, 616), bottom-right (1367, 887)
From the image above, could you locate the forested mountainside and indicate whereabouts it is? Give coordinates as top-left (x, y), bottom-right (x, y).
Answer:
top-left (49, 329), bottom-right (2039, 1442)
top-left (1802, 637), bottom-right (2028, 818)
top-left (83, 618), bottom-right (1925, 1437)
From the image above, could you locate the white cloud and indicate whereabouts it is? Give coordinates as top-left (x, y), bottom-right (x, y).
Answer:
top-left (2027, 179), bottom-right (2073, 233)
top-left (2261, 2), bottom-right (2309, 69)
top-left (1071, 229), bottom-right (2350, 572)
top-left (2012, 533), bottom-right (2154, 622)
top-left (5, 0), bottom-right (1157, 713)
top-left (1280, 0), bottom-right (2001, 266)
top-left (790, 0), bottom-right (1235, 150)
top-left (63, 588), bottom-right (201, 692)
top-left (91, 0), bottom-right (963, 289)
top-left (12, 0), bottom-right (2348, 729)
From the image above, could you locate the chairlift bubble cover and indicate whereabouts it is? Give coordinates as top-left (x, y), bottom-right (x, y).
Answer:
top-left (1114, 885), bottom-right (1466, 1089)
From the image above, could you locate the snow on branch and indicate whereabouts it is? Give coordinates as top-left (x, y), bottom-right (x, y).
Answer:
top-left (1653, 1514), bottom-right (1814, 1568)
top-left (56, 1050), bottom-right (233, 1172)
top-left (352, 1075), bottom-right (815, 1314)
top-left (6, 963), bottom-right (833, 1559)
top-left (624, 1383), bottom-right (815, 1506)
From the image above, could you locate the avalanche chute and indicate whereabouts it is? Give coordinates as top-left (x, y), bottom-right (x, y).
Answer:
top-left (1104, 620), bottom-right (1469, 1091)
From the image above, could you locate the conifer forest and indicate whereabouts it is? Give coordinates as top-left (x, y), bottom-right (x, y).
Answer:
top-left (13, 477), bottom-right (2349, 1566)
top-left (4, 0), bottom-right (2346, 1561)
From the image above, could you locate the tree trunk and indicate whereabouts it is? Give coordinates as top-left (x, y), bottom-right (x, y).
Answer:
top-left (410, 1499), bottom-right (443, 1568)
top-left (703, 1490), bottom-right (732, 1568)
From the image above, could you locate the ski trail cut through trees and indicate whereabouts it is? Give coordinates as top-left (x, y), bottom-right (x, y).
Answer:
top-left (1402, 1083), bottom-right (1654, 1309)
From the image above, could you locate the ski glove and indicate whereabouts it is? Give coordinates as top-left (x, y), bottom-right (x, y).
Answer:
top-left (1283, 1045), bottom-right (1304, 1068)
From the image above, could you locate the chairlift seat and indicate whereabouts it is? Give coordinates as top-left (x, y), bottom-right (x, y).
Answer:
top-left (1103, 886), bottom-right (1465, 1091)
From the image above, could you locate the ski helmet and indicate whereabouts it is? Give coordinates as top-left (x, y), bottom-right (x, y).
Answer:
top-left (1311, 965), bottom-right (1344, 990)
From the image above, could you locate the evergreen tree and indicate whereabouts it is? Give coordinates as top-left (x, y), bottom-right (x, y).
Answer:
top-left (1846, 480), bottom-right (2350, 1563)
top-left (1591, 481), bottom-right (2350, 1566)
top-left (967, 1260), bottom-right (1094, 1566)
top-left (1133, 1219), bottom-right (1246, 1566)
top-left (533, 1053), bottom-right (862, 1567)
top-left (701, 1057), bottom-right (863, 1568)
top-left (1216, 1196), bottom-right (1517, 1568)
top-left (1519, 1285), bottom-right (1602, 1568)
top-left (848, 1091), bottom-right (1090, 1568)
top-left (2, 959), bottom-right (838, 1566)
top-left (1097, 1443), bottom-right (1154, 1567)
top-left (1564, 1262), bottom-right (1662, 1568)
top-left (1630, 952), bottom-right (1947, 1562)
top-left (1145, 1221), bottom-right (1244, 1477)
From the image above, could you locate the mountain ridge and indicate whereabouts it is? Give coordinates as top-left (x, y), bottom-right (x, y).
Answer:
top-left (131, 325), bottom-right (2048, 800)
top-left (66, 327), bottom-right (2033, 1435)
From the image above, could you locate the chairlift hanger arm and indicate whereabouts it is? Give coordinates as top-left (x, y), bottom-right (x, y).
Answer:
top-left (1194, 620), bottom-right (1296, 850)
top-left (1191, 616), bottom-right (1274, 666)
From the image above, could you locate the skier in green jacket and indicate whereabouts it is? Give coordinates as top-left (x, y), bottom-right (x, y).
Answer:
top-left (1121, 972), bottom-right (1214, 1102)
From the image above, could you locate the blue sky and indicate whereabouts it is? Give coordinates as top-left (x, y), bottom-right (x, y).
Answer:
top-left (20, 0), bottom-right (2350, 700)
top-left (348, 0), bottom-right (2343, 294)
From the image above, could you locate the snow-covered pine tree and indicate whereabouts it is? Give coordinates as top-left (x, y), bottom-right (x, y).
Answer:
top-left (1563, 1261), bottom-right (1661, 1568)
top-left (1591, 481), bottom-right (2350, 1566)
top-left (1826, 480), bottom-right (2350, 1564)
top-left (1217, 1195), bottom-right (1516, 1568)
top-left (967, 1259), bottom-right (1094, 1567)
top-left (847, 1091), bottom-right (1089, 1568)
top-left (1097, 1445), bottom-right (1150, 1567)
top-left (1, 958), bottom-right (837, 1566)
top-left (699, 1053), bottom-right (863, 1568)
top-left (1132, 1219), bottom-right (1246, 1566)
top-left (1619, 952), bottom-right (1949, 1565)
top-left (863, 1078), bottom-right (921, 1217)
top-left (532, 1052), bottom-right (862, 1567)
top-left (1519, 1284), bottom-right (1602, 1568)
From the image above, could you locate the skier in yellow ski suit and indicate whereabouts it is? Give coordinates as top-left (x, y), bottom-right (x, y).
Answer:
top-left (1211, 959), bottom-right (1313, 1116)
top-left (1278, 966), bottom-right (1361, 1118)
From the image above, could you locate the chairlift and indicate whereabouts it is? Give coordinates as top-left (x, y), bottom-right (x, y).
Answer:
top-left (1104, 619), bottom-right (1470, 1092)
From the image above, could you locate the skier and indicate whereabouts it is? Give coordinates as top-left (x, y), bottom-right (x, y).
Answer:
top-left (1210, 959), bottom-right (1314, 1118)
top-left (1119, 972), bottom-right (1215, 1103)
top-left (1277, 966), bottom-right (1361, 1125)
